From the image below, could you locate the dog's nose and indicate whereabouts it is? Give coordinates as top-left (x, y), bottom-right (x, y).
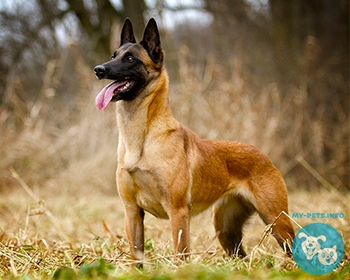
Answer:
top-left (94, 65), bottom-right (105, 79)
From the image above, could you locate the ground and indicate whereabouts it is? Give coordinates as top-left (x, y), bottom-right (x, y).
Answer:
top-left (0, 172), bottom-right (348, 279)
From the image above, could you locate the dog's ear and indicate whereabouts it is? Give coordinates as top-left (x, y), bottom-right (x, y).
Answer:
top-left (120, 18), bottom-right (136, 46)
top-left (140, 18), bottom-right (163, 64)
top-left (316, 235), bottom-right (327, 242)
top-left (298, 232), bottom-right (308, 239)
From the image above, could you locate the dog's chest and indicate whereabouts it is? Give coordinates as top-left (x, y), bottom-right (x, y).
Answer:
top-left (121, 164), bottom-right (170, 219)
top-left (117, 122), bottom-right (187, 219)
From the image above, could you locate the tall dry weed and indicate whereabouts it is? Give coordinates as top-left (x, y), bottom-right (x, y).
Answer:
top-left (0, 39), bottom-right (349, 279)
top-left (1, 40), bottom-right (348, 196)
top-left (169, 46), bottom-right (348, 191)
top-left (0, 44), bottom-right (118, 194)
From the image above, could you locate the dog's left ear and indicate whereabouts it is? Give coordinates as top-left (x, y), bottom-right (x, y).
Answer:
top-left (140, 18), bottom-right (163, 64)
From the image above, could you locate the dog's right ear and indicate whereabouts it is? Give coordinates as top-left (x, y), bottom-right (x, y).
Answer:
top-left (120, 18), bottom-right (136, 46)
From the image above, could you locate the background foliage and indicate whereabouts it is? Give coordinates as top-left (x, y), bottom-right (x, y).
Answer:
top-left (1, 0), bottom-right (348, 191)
top-left (0, 0), bottom-right (349, 278)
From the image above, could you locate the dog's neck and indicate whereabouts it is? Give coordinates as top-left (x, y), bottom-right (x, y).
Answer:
top-left (116, 69), bottom-right (178, 163)
top-left (116, 68), bottom-right (173, 123)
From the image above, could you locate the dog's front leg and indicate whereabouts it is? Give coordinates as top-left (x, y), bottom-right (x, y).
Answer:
top-left (124, 205), bottom-right (145, 264)
top-left (169, 206), bottom-right (190, 259)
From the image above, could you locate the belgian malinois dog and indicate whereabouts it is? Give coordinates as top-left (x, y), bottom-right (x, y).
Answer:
top-left (94, 18), bottom-right (295, 262)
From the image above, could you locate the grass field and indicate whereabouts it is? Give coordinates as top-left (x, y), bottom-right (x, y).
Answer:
top-left (0, 52), bottom-right (348, 279)
top-left (0, 169), bottom-right (348, 279)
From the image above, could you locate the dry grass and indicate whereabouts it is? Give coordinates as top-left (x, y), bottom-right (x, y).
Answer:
top-left (0, 48), bottom-right (349, 279)
top-left (0, 172), bottom-right (348, 279)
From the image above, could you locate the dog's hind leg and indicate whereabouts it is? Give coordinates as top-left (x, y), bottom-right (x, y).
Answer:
top-left (213, 194), bottom-right (255, 257)
top-left (257, 206), bottom-right (295, 254)
top-left (250, 176), bottom-right (295, 255)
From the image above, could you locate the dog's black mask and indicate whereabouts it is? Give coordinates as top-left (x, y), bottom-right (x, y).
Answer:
top-left (94, 18), bottom-right (163, 110)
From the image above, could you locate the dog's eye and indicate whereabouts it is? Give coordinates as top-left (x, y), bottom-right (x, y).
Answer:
top-left (111, 52), bottom-right (117, 60)
top-left (125, 55), bottom-right (134, 63)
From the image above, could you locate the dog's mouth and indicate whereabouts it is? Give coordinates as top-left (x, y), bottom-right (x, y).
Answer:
top-left (95, 77), bottom-right (136, 110)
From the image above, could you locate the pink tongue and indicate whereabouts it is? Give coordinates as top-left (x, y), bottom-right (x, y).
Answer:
top-left (95, 81), bottom-right (126, 110)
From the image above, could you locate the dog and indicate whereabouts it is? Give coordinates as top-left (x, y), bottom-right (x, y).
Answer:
top-left (94, 18), bottom-right (295, 263)
top-left (298, 232), bottom-right (326, 260)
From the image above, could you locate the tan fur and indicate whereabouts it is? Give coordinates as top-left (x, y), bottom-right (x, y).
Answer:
top-left (116, 68), bottom-right (294, 260)
top-left (96, 18), bottom-right (295, 263)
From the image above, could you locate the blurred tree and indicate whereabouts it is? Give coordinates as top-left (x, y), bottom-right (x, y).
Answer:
top-left (268, 0), bottom-right (349, 177)
top-left (64, 0), bottom-right (147, 61)
top-left (269, 0), bottom-right (349, 92)
top-left (0, 0), bottom-right (348, 190)
top-left (0, 0), bottom-right (147, 108)
top-left (202, 0), bottom-right (274, 89)
top-left (203, 0), bottom-right (349, 93)
top-left (198, 0), bottom-right (349, 189)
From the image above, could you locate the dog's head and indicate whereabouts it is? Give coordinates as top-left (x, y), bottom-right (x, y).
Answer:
top-left (298, 232), bottom-right (326, 260)
top-left (94, 18), bottom-right (164, 110)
